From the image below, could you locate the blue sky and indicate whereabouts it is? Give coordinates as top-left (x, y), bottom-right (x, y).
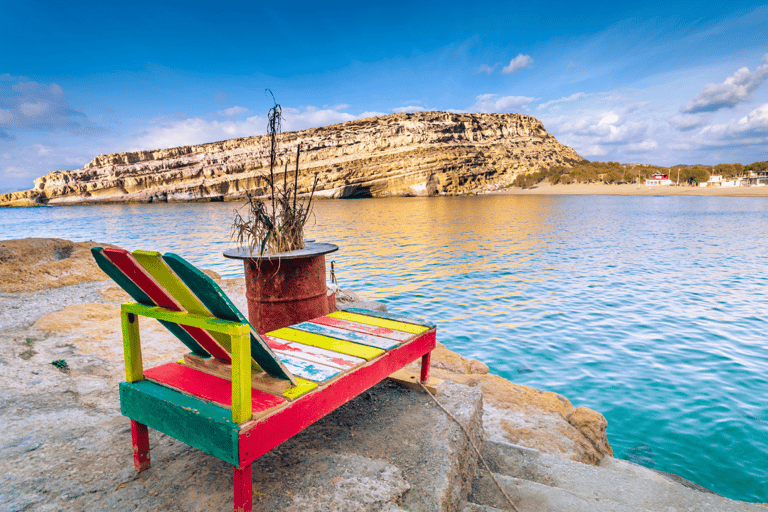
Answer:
top-left (2, 1), bottom-right (767, 191)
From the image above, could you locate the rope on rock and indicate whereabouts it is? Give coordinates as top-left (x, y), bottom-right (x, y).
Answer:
top-left (418, 381), bottom-right (521, 512)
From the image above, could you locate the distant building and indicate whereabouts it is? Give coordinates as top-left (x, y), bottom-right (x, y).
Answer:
top-left (645, 173), bottom-right (672, 186)
top-left (742, 169), bottom-right (768, 186)
top-left (699, 175), bottom-right (742, 187)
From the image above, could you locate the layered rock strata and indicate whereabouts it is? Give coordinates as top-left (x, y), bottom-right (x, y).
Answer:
top-left (1, 112), bottom-right (585, 206)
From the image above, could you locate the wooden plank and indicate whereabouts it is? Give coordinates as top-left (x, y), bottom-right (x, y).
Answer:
top-left (130, 420), bottom-right (151, 471)
top-left (276, 353), bottom-right (341, 383)
top-left (143, 363), bottom-right (286, 417)
top-left (309, 315), bottom-right (414, 342)
top-left (233, 464), bottom-right (253, 511)
top-left (343, 307), bottom-right (436, 329)
top-left (231, 331), bottom-right (252, 424)
top-left (290, 321), bottom-right (400, 350)
top-left (133, 250), bottom-right (210, 315)
top-left (163, 252), bottom-right (296, 385)
top-left (238, 329), bottom-right (437, 466)
top-left (120, 380), bottom-right (240, 466)
top-left (264, 335), bottom-right (366, 371)
top-left (282, 378), bottom-right (318, 401)
top-left (121, 310), bottom-right (143, 383)
top-left (183, 354), bottom-right (292, 395)
top-left (122, 303), bottom-right (247, 336)
top-left (387, 369), bottom-right (446, 395)
top-left (329, 310), bottom-right (430, 334)
top-left (267, 327), bottom-right (384, 360)
top-left (181, 354), bottom-right (317, 401)
top-left (91, 247), bottom-right (208, 357)
top-left (103, 248), bottom-right (231, 361)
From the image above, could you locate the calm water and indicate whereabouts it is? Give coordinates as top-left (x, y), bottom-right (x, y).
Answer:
top-left (2, 195), bottom-right (767, 502)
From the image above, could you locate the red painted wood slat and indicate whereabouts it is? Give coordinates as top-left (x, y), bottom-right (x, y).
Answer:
top-left (310, 315), bottom-right (414, 342)
top-left (144, 363), bottom-right (287, 414)
top-left (263, 335), bottom-right (364, 370)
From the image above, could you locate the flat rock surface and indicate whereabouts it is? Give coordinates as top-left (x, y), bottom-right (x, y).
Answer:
top-left (468, 442), bottom-right (766, 512)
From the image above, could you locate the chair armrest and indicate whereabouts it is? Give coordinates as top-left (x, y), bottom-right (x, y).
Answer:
top-left (120, 302), bottom-right (253, 423)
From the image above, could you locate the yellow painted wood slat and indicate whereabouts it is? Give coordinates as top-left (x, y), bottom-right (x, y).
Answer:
top-left (328, 311), bottom-right (430, 335)
top-left (121, 303), bottom-right (249, 337)
top-left (231, 330), bottom-right (252, 424)
top-left (267, 327), bottom-right (384, 360)
top-left (132, 251), bottom-right (211, 316)
top-left (282, 378), bottom-right (318, 401)
top-left (133, 250), bottom-right (238, 357)
top-left (121, 310), bottom-right (143, 383)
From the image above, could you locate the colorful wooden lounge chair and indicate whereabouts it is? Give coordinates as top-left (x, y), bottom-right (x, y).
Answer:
top-left (91, 247), bottom-right (436, 512)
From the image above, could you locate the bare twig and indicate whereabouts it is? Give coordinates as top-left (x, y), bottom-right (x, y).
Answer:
top-left (231, 94), bottom-right (318, 257)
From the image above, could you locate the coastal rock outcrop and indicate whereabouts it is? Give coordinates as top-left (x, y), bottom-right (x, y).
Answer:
top-left (406, 346), bottom-right (613, 465)
top-left (0, 238), bottom-right (117, 293)
top-left (1, 112), bottom-right (585, 206)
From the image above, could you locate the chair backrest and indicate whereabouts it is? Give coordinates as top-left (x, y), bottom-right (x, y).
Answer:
top-left (92, 247), bottom-right (296, 384)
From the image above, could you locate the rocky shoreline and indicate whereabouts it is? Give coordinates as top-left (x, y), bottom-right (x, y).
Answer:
top-left (1, 238), bottom-right (764, 511)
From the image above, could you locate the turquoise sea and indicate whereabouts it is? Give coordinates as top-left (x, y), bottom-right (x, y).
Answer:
top-left (2, 195), bottom-right (767, 503)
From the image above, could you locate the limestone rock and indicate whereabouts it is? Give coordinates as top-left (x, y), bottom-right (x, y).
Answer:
top-left (0, 238), bottom-right (117, 293)
top-left (410, 342), bottom-right (614, 465)
top-left (567, 406), bottom-right (613, 457)
top-left (1, 112), bottom-right (586, 206)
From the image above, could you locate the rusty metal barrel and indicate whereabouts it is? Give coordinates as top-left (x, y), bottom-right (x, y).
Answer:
top-left (224, 243), bottom-right (339, 334)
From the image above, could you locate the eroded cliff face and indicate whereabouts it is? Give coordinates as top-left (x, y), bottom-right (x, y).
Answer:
top-left (1, 111), bottom-right (585, 206)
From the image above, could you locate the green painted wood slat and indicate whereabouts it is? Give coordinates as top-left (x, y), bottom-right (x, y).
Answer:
top-left (120, 380), bottom-right (240, 466)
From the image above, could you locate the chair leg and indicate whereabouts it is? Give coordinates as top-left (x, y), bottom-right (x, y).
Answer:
top-left (130, 420), bottom-right (151, 471)
top-left (420, 352), bottom-right (431, 383)
top-left (233, 463), bottom-right (253, 512)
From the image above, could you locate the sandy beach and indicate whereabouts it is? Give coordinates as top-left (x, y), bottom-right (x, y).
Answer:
top-left (490, 182), bottom-right (768, 197)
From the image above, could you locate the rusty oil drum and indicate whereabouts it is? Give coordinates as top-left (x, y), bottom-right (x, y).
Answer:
top-left (223, 242), bottom-right (339, 334)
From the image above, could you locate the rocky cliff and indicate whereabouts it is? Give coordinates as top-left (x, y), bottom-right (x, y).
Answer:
top-left (1, 111), bottom-right (585, 206)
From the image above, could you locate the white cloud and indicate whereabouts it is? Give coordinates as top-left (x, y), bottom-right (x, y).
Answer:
top-left (541, 102), bottom-right (656, 161)
top-left (130, 116), bottom-right (265, 150)
top-left (477, 64), bottom-right (496, 75)
top-left (358, 110), bottom-right (389, 119)
top-left (0, 75), bottom-right (90, 133)
top-left (19, 101), bottom-right (50, 118)
top-left (0, 109), bottom-right (14, 124)
top-left (502, 54), bottom-right (533, 74)
top-left (392, 106), bottom-right (426, 113)
top-left (537, 92), bottom-right (587, 110)
top-left (281, 106), bottom-right (357, 131)
top-left (470, 94), bottom-right (535, 113)
top-left (697, 102), bottom-right (768, 143)
top-left (669, 113), bottom-right (706, 131)
top-left (737, 102), bottom-right (768, 131)
top-left (128, 105), bottom-right (379, 151)
top-left (0, 143), bottom-right (96, 190)
top-left (216, 106), bottom-right (249, 117)
top-left (681, 54), bottom-right (768, 113)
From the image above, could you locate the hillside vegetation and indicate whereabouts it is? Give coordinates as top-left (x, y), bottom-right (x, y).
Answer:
top-left (512, 161), bottom-right (768, 188)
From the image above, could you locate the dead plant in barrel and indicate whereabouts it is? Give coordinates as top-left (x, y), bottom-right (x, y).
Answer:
top-left (231, 94), bottom-right (319, 256)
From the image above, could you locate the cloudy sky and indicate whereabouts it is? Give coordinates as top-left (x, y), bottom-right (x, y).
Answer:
top-left (2, 1), bottom-right (767, 191)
